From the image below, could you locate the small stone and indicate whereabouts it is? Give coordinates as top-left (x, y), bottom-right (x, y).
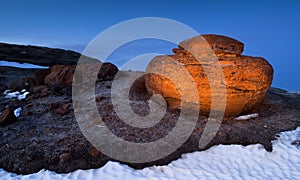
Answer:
top-left (0, 109), bottom-right (17, 126)
top-left (25, 103), bottom-right (34, 108)
top-left (49, 102), bottom-right (59, 110)
top-left (25, 111), bottom-right (32, 116)
top-left (59, 153), bottom-right (70, 162)
top-left (56, 108), bottom-right (66, 116)
top-left (95, 96), bottom-right (104, 102)
top-left (26, 156), bottom-right (33, 161)
top-left (90, 147), bottom-right (100, 158)
top-left (61, 103), bottom-right (70, 110)
top-left (56, 103), bottom-right (70, 116)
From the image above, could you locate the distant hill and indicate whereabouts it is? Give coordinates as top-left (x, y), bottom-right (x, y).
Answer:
top-left (0, 42), bottom-right (99, 66)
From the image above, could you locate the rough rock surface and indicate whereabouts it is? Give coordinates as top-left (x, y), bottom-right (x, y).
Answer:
top-left (33, 69), bottom-right (51, 86)
top-left (145, 34), bottom-right (274, 116)
top-left (0, 69), bottom-right (299, 175)
top-left (200, 34), bottom-right (244, 56)
top-left (44, 63), bottom-right (118, 89)
top-left (0, 109), bottom-right (17, 126)
top-left (97, 62), bottom-right (119, 80)
top-left (44, 65), bottom-right (76, 88)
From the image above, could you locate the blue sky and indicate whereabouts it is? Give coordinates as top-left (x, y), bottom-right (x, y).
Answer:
top-left (0, 0), bottom-right (299, 91)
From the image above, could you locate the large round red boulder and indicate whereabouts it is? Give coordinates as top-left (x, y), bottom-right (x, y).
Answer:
top-left (145, 34), bottom-right (274, 116)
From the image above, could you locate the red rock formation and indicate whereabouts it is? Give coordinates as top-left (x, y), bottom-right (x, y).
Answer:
top-left (44, 65), bottom-right (76, 88)
top-left (145, 34), bottom-right (274, 116)
top-left (44, 63), bottom-right (118, 89)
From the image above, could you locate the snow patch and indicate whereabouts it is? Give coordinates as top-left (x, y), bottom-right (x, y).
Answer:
top-left (0, 127), bottom-right (299, 179)
top-left (234, 113), bottom-right (259, 120)
top-left (3, 89), bottom-right (29, 100)
top-left (14, 107), bottom-right (22, 117)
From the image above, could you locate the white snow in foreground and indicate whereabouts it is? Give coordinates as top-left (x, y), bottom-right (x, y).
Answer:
top-left (0, 60), bottom-right (48, 69)
top-left (0, 127), bottom-right (299, 180)
top-left (14, 107), bottom-right (22, 117)
top-left (3, 89), bottom-right (29, 100)
top-left (233, 113), bottom-right (259, 120)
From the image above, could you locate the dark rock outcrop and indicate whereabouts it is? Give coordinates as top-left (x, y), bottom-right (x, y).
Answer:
top-left (0, 42), bottom-right (100, 89)
top-left (0, 109), bottom-right (17, 126)
top-left (0, 66), bottom-right (36, 90)
top-left (97, 62), bottom-right (119, 80)
top-left (0, 42), bottom-right (98, 66)
top-left (33, 69), bottom-right (51, 86)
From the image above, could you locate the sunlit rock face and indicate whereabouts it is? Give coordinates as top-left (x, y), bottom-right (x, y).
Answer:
top-left (145, 34), bottom-right (274, 116)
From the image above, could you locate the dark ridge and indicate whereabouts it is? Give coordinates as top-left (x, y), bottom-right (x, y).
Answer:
top-left (0, 42), bottom-right (99, 66)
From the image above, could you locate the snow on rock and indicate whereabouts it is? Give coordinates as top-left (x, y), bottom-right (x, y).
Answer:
top-left (233, 113), bottom-right (259, 120)
top-left (17, 92), bottom-right (29, 100)
top-left (14, 107), bottom-right (22, 117)
top-left (3, 89), bottom-right (29, 100)
top-left (0, 127), bottom-right (299, 179)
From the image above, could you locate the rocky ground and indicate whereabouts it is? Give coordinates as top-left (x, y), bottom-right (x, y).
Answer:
top-left (0, 64), bottom-right (300, 175)
top-left (0, 42), bottom-right (98, 89)
top-left (0, 41), bottom-right (300, 175)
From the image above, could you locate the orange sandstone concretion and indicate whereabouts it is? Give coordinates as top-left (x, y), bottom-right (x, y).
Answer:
top-left (145, 34), bottom-right (274, 117)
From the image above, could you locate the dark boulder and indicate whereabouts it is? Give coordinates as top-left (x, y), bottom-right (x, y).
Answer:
top-left (0, 109), bottom-right (17, 126)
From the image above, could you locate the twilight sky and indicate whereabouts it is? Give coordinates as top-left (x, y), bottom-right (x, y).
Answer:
top-left (0, 0), bottom-right (299, 91)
